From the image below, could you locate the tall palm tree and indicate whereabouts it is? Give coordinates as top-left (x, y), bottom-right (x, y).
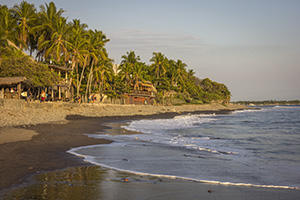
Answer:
top-left (93, 58), bottom-right (113, 93)
top-left (121, 51), bottom-right (141, 65)
top-left (174, 59), bottom-right (187, 91)
top-left (11, 1), bottom-right (37, 50)
top-left (39, 16), bottom-right (71, 62)
top-left (167, 59), bottom-right (178, 86)
top-left (85, 29), bottom-right (109, 100)
top-left (0, 5), bottom-right (18, 46)
top-left (34, 1), bottom-right (65, 61)
top-left (132, 62), bottom-right (146, 90)
top-left (119, 51), bottom-right (141, 86)
top-left (68, 19), bottom-right (88, 97)
top-left (149, 52), bottom-right (168, 86)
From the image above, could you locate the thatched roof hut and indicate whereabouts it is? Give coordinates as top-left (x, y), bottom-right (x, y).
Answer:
top-left (0, 77), bottom-right (27, 99)
top-left (0, 77), bottom-right (27, 86)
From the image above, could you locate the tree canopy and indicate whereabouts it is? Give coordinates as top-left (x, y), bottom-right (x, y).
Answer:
top-left (0, 1), bottom-right (231, 104)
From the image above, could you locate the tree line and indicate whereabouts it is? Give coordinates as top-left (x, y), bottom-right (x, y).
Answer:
top-left (233, 100), bottom-right (300, 106)
top-left (0, 1), bottom-right (231, 104)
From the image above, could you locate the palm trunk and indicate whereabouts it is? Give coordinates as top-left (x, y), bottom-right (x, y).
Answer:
top-left (85, 59), bottom-right (95, 101)
top-left (88, 74), bottom-right (93, 95)
top-left (77, 56), bottom-right (88, 99)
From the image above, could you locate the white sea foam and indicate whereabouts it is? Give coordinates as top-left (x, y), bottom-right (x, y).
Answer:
top-left (122, 114), bottom-right (217, 134)
top-left (232, 109), bottom-right (261, 114)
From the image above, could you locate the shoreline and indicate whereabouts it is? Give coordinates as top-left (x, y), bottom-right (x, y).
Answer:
top-left (0, 104), bottom-right (243, 191)
top-left (1, 110), bottom-right (300, 199)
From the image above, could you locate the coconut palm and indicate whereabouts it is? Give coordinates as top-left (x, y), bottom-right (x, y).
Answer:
top-left (132, 62), bottom-right (146, 90)
top-left (11, 1), bottom-right (37, 50)
top-left (39, 17), bottom-right (71, 62)
top-left (167, 59), bottom-right (178, 87)
top-left (121, 51), bottom-right (141, 65)
top-left (149, 52), bottom-right (168, 86)
top-left (174, 59), bottom-right (188, 92)
top-left (150, 52), bottom-right (168, 78)
top-left (34, 1), bottom-right (65, 60)
top-left (119, 51), bottom-right (141, 86)
top-left (93, 58), bottom-right (113, 93)
top-left (0, 5), bottom-right (18, 46)
top-left (68, 19), bottom-right (89, 97)
top-left (85, 29), bottom-right (109, 100)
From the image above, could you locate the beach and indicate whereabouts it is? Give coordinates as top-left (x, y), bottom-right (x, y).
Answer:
top-left (1, 102), bottom-right (299, 199)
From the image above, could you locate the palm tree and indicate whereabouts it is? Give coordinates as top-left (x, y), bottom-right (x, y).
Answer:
top-left (121, 51), bottom-right (141, 65)
top-left (68, 19), bottom-right (88, 97)
top-left (84, 29), bottom-right (109, 101)
top-left (118, 62), bottom-right (132, 90)
top-left (93, 58), bottom-right (113, 93)
top-left (149, 52), bottom-right (168, 86)
top-left (34, 1), bottom-right (65, 61)
top-left (174, 59), bottom-right (187, 92)
top-left (119, 51), bottom-right (141, 86)
top-left (0, 5), bottom-right (18, 46)
top-left (150, 52), bottom-right (168, 78)
top-left (167, 59), bottom-right (178, 87)
top-left (11, 1), bottom-right (37, 50)
top-left (39, 16), bottom-right (71, 62)
top-left (132, 62), bottom-right (146, 90)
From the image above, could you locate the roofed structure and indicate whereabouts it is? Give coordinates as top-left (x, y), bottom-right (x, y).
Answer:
top-left (48, 64), bottom-right (71, 72)
top-left (0, 77), bottom-right (27, 99)
top-left (124, 81), bottom-right (157, 105)
top-left (0, 77), bottom-right (27, 86)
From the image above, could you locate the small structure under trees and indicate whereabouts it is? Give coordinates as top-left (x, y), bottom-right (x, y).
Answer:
top-left (0, 76), bottom-right (27, 99)
top-left (124, 81), bottom-right (157, 105)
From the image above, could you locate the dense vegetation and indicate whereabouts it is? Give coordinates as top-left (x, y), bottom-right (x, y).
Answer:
top-left (0, 1), bottom-right (231, 104)
top-left (0, 46), bottom-right (59, 87)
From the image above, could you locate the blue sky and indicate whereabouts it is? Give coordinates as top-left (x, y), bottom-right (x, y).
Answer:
top-left (2, 0), bottom-right (300, 101)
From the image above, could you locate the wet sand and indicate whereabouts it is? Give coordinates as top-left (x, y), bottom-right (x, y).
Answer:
top-left (1, 166), bottom-right (300, 200)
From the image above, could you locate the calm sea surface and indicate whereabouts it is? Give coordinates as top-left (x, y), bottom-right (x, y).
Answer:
top-left (70, 105), bottom-right (300, 189)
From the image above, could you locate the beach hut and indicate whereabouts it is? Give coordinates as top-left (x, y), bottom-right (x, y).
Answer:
top-left (0, 77), bottom-right (27, 99)
top-left (125, 81), bottom-right (157, 105)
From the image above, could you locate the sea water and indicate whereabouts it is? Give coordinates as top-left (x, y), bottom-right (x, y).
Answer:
top-left (69, 105), bottom-right (300, 189)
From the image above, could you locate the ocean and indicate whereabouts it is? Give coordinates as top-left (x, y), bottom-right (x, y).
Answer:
top-left (69, 105), bottom-right (300, 190)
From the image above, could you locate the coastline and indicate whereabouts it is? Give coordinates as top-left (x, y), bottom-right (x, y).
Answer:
top-left (1, 104), bottom-right (300, 199)
top-left (0, 103), bottom-right (246, 191)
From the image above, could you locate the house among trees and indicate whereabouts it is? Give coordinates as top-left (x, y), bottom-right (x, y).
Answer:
top-left (124, 81), bottom-right (157, 105)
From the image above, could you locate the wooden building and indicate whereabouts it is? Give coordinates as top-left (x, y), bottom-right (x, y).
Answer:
top-left (0, 77), bottom-right (27, 99)
top-left (124, 81), bottom-right (157, 105)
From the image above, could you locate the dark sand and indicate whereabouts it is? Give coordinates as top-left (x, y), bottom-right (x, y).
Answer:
top-left (1, 111), bottom-right (300, 199)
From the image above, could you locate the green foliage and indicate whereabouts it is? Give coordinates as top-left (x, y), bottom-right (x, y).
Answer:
top-left (0, 47), bottom-right (59, 87)
top-left (117, 50), bottom-right (231, 104)
top-left (0, 1), bottom-right (232, 104)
